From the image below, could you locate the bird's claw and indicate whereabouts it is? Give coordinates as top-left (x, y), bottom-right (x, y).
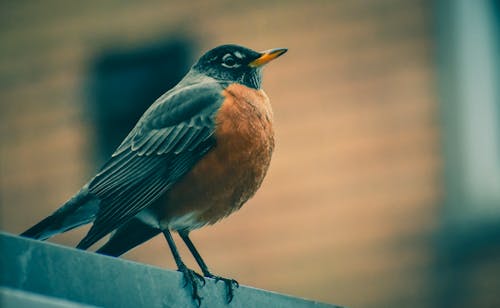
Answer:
top-left (178, 266), bottom-right (205, 306)
top-left (206, 274), bottom-right (239, 303)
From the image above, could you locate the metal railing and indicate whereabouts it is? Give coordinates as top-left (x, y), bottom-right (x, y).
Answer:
top-left (0, 232), bottom-right (339, 308)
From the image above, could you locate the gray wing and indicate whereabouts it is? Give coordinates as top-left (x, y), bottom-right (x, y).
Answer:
top-left (77, 81), bottom-right (224, 249)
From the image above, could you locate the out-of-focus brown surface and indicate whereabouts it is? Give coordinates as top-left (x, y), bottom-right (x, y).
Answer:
top-left (1, 1), bottom-right (498, 307)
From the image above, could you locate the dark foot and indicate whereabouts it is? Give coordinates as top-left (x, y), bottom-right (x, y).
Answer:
top-left (178, 265), bottom-right (206, 307)
top-left (205, 274), bottom-right (239, 303)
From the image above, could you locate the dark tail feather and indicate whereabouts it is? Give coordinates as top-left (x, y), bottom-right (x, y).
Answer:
top-left (96, 217), bottom-right (159, 257)
top-left (21, 185), bottom-right (100, 240)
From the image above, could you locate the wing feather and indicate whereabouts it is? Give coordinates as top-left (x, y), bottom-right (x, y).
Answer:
top-left (77, 78), bottom-right (223, 249)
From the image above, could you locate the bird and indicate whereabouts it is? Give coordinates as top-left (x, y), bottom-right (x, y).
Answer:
top-left (21, 44), bottom-right (287, 305)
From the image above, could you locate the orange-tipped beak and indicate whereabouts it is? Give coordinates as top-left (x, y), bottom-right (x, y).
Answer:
top-left (249, 48), bottom-right (288, 68)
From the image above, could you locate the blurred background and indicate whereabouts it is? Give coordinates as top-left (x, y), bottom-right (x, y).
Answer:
top-left (1, 0), bottom-right (499, 307)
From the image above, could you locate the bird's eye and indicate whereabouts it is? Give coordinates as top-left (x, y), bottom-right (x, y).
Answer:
top-left (222, 54), bottom-right (239, 68)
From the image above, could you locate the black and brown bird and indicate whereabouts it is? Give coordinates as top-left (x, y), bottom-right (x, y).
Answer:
top-left (21, 44), bottom-right (287, 305)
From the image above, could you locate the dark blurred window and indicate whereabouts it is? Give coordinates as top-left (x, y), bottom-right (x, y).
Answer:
top-left (86, 38), bottom-right (194, 165)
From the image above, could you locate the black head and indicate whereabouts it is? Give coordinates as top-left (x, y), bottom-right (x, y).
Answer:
top-left (192, 44), bottom-right (287, 89)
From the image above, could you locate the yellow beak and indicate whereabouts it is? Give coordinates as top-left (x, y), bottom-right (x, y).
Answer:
top-left (249, 48), bottom-right (288, 68)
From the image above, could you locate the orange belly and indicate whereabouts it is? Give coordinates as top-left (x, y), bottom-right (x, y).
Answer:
top-left (158, 83), bottom-right (274, 231)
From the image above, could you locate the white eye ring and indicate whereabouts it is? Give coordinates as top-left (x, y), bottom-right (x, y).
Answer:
top-left (222, 54), bottom-right (240, 68)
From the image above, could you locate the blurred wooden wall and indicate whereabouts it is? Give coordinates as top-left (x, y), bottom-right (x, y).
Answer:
top-left (0, 1), bottom-right (448, 307)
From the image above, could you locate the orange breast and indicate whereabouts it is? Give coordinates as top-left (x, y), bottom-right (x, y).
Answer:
top-left (159, 83), bottom-right (275, 231)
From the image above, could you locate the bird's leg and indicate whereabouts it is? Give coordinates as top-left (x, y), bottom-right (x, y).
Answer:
top-left (179, 231), bottom-right (239, 303)
top-left (162, 229), bottom-right (205, 306)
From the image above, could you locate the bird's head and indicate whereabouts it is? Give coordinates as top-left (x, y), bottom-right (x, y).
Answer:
top-left (192, 44), bottom-right (287, 89)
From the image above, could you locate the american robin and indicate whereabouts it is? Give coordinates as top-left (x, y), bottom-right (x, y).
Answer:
top-left (21, 44), bottom-right (287, 305)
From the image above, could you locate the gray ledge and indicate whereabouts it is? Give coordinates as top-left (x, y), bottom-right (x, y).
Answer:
top-left (0, 232), bottom-right (340, 308)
